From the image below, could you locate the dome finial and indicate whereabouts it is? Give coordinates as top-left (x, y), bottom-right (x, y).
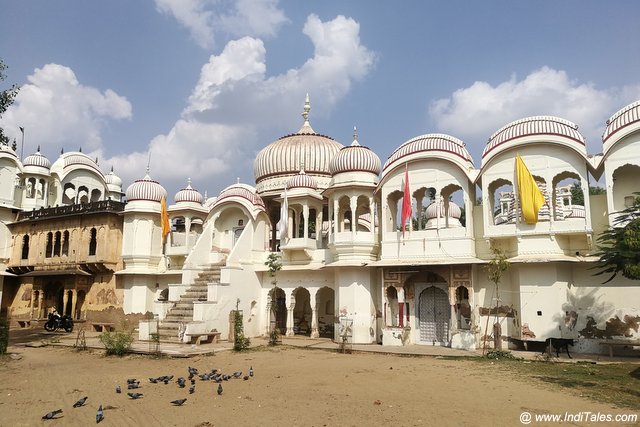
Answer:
top-left (352, 126), bottom-right (360, 146)
top-left (187, 177), bottom-right (192, 186)
top-left (37, 145), bottom-right (41, 152)
top-left (302, 93), bottom-right (310, 125)
top-left (298, 93), bottom-right (315, 134)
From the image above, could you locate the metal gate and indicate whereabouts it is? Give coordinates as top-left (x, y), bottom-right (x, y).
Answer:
top-left (418, 286), bottom-right (450, 345)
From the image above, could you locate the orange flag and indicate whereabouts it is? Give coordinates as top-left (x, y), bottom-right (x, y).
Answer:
top-left (161, 196), bottom-right (170, 242)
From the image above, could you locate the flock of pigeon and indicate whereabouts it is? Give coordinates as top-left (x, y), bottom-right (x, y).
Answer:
top-left (41, 365), bottom-right (254, 423)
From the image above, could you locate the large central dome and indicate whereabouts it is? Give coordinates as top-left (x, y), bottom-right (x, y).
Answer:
top-left (253, 95), bottom-right (343, 196)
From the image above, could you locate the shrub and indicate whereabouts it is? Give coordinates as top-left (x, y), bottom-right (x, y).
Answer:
top-left (99, 323), bottom-right (134, 356)
top-left (233, 309), bottom-right (250, 352)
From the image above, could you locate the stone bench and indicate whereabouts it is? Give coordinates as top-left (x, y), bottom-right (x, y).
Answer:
top-left (185, 330), bottom-right (221, 345)
top-left (598, 340), bottom-right (640, 358)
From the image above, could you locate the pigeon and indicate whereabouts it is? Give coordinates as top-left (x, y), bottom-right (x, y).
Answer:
top-left (127, 392), bottom-right (144, 400)
top-left (73, 396), bottom-right (88, 408)
top-left (188, 366), bottom-right (198, 376)
top-left (149, 377), bottom-right (159, 383)
top-left (96, 405), bottom-right (104, 424)
top-left (232, 371), bottom-right (242, 379)
top-left (126, 378), bottom-right (137, 384)
top-left (190, 379), bottom-right (196, 385)
top-left (127, 383), bottom-right (141, 390)
top-left (189, 386), bottom-right (195, 394)
top-left (115, 385), bottom-right (121, 394)
top-left (177, 377), bottom-right (186, 388)
top-left (42, 409), bottom-right (63, 420)
top-left (217, 383), bottom-right (223, 395)
top-left (249, 366), bottom-right (254, 377)
top-left (170, 398), bottom-right (187, 406)
top-left (243, 375), bottom-right (249, 381)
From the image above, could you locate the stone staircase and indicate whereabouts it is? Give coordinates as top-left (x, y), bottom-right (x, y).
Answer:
top-left (157, 265), bottom-right (221, 343)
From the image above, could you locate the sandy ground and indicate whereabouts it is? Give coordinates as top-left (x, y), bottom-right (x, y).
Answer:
top-left (0, 344), bottom-right (635, 427)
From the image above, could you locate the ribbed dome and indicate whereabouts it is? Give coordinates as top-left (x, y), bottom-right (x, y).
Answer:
top-left (175, 179), bottom-right (204, 204)
top-left (426, 201), bottom-right (462, 219)
top-left (125, 173), bottom-right (167, 202)
top-left (383, 134), bottom-right (472, 173)
top-left (603, 99), bottom-right (640, 143)
top-left (253, 95), bottom-right (343, 193)
top-left (23, 147), bottom-right (51, 169)
top-left (330, 129), bottom-right (381, 175)
top-left (483, 116), bottom-right (586, 160)
top-left (286, 170), bottom-right (318, 190)
top-left (104, 167), bottom-right (122, 186)
top-left (215, 183), bottom-right (265, 209)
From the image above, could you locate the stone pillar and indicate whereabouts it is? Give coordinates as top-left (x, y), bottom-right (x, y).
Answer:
top-left (303, 204), bottom-right (309, 239)
top-left (310, 293), bottom-right (319, 338)
top-left (398, 287), bottom-right (405, 328)
top-left (62, 290), bottom-right (69, 316)
top-left (185, 216), bottom-right (192, 249)
top-left (70, 290), bottom-right (78, 320)
top-left (37, 290), bottom-right (44, 319)
top-left (29, 287), bottom-right (35, 319)
top-left (350, 196), bottom-right (357, 238)
top-left (286, 302), bottom-right (295, 336)
top-left (315, 207), bottom-right (322, 246)
top-left (333, 199), bottom-right (339, 234)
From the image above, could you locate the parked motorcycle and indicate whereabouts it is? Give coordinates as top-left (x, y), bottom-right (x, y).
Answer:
top-left (44, 312), bottom-right (74, 333)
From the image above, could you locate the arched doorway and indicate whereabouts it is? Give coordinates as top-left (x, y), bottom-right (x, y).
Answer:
top-left (269, 287), bottom-right (287, 334)
top-left (418, 285), bottom-right (450, 345)
top-left (316, 287), bottom-right (335, 338)
top-left (293, 287), bottom-right (311, 335)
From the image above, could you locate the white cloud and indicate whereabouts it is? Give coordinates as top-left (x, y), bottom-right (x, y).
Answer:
top-left (116, 14), bottom-right (375, 198)
top-left (429, 66), bottom-right (640, 157)
top-left (154, 0), bottom-right (288, 49)
top-left (0, 63), bottom-right (131, 153)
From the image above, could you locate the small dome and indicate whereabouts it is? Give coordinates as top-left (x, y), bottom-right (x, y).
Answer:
top-left (603, 99), bottom-right (640, 143)
top-left (125, 172), bottom-right (167, 202)
top-left (23, 146), bottom-right (51, 169)
top-left (426, 201), bottom-right (462, 219)
top-left (104, 166), bottom-right (122, 187)
top-left (383, 134), bottom-right (473, 174)
top-left (215, 183), bottom-right (266, 210)
top-left (330, 128), bottom-right (381, 175)
top-left (175, 179), bottom-right (204, 204)
top-left (483, 116), bottom-right (586, 163)
top-left (286, 169), bottom-right (318, 190)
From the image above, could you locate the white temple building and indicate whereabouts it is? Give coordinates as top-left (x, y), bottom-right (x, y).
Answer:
top-left (1, 96), bottom-right (640, 355)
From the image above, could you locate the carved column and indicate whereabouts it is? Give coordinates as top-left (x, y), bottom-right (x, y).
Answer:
top-left (37, 290), bottom-right (44, 319)
top-left (350, 196), bottom-right (357, 239)
top-left (303, 204), bottom-right (309, 239)
top-left (70, 290), bottom-right (78, 320)
top-left (286, 302), bottom-right (295, 336)
top-left (62, 290), bottom-right (69, 316)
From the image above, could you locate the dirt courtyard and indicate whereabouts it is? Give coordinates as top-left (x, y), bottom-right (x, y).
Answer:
top-left (0, 345), bottom-right (634, 427)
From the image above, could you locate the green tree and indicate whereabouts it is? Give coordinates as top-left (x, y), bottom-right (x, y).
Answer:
top-left (0, 59), bottom-right (20, 145)
top-left (593, 192), bottom-right (640, 283)
top-left (570, 181), bottom-right (607, 206)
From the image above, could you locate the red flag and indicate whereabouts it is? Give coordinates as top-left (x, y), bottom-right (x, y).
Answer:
top-left (401, 163), bottom-right (412, 238)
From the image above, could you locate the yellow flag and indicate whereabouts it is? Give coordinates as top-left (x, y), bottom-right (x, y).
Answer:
top-left (161, 196), bottom-right (170, 241)
top-left (516, 154), bottom-right (544, 224)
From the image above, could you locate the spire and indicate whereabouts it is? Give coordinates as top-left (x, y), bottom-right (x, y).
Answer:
top-left (37, 145), bottom-right (41, 152)
top-left (298, 93), bottom-right (315, 134)
top-left (351, 126), bottom-right (360, 146)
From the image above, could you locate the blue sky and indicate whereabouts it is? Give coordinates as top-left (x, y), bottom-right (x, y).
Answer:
top-left (1, 1), bottom-right (640, 198)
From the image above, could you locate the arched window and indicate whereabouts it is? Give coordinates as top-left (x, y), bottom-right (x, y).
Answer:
top-left (89, 228), bottom-right (97, 256)
top-left (61, 231), bottom-right (69, 256)
top-left (21, 234), bottom-right (30, 259)
top-left (53, 231), bottom-right (61, 256)
top-left (45, 232), bottom-right (53, 258)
